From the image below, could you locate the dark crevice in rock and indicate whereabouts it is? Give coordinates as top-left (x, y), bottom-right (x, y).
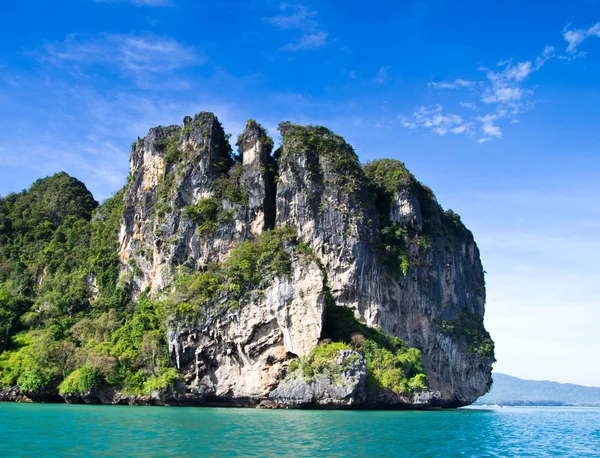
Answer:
top-left (263, 154), bottom-right (277, 231)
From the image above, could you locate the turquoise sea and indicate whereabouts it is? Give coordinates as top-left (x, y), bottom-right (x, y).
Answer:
top-left (0, 404), bottom-right (598, 457)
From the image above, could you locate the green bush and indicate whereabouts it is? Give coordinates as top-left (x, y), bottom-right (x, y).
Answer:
top-left (224, 226), bottom-right (295, 293)
top-left (320, 303), bottom-right (428, 395)
top-left (363, 159), bottom-right (413, 195)
top-left (58, 365), bottom-right (102, 395)
top-left (17, 370), bottom-right (53, 392)
top-left (363, 340), bottom-right (425, 394)
top-left (142, 367), bottom-right (180, 394)
top-left (278, 122), bottom-right (365, 193)
top-left (185, 198), bottom-right (221, 235)
top-left (287, 342), bottom-right (352, 382)
top-left (164, 131), bottom-right (183, 164)
top-left (214, 163), bottom-right (248, 205)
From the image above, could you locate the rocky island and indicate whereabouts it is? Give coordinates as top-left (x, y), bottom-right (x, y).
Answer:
top-left (0, 113), bottom-right (494, 408)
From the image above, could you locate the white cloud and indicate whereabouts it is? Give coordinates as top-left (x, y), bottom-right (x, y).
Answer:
top-left (39, 33), bottom-right (198, 74)
top-left (399, 105), bottom-right (473, 136)
top-left (264, 4), bottom-right (327, 52)
top-left (459, 101), bottom-right (479, 111)
top-left (476, 113), bottom-right (502, 139)
top-left (478, 45), bottom-right (555, 119)
top-left (263, 4), bottom-right (317, 30)
top-left (401, 44), bottom-right (556, 143)
top-left (281, 31), bottom-right (327, 51)
top-left (480, 58), bottom-right (537, 106)
top-left (428, 78), bottom-right (475, 89)
top-left (535, 45), bottom-right (555, 69)
top-left (563, 22), bottom-right (600, 53)
top-left (372, 66), bottom-right (391, 84)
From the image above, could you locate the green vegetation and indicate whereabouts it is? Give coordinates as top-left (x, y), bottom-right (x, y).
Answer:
top-left (0, 173), bottom-right (99, 344)
top-left (58, 364), bottom-right (102, 395)
top-left (184, 198), bottom-right (226, 235)
top-left (441, 209), bottom-right (470, 238)
top-left (214, 163), bottom-right (248, 206)
top-left (363, 340), bottom-right (427, 394)
top-left (166, 226), bottom-right (297, 323)
top-left (236, 120), bottom-right (274, 153)
top-left (0, 174), bottom-right (177, 397)
top-left (224, 225), bottom-right (295, 292)
top-left (440, 309), bottom-right (495, 360)
top-left (363, 159), bottom-right (413, 196)
top-left (363, 160), bottom-right (416, 278)
top-left (155, 126), bottom-right (183, 164)
top-left (164, 131), bottom-right (183, 164)
top-left (287, 341), bottom-right (353, 382)
top-left (316, 303), bottom-right (428, 395)
top-left (278, 122), bottom-right (365, 193)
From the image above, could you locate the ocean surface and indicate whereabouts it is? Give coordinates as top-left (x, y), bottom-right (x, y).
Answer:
top-left (0, 404), bottom-right (598, 457)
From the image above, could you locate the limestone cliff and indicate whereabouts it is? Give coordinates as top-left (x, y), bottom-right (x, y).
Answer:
top-left (116, 112), bottom-right (494, 408)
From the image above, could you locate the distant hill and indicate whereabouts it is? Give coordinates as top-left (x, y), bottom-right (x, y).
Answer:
top-left (475, 373), bottom-right (600, 406)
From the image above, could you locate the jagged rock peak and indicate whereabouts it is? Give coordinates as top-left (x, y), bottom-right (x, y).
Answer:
top-left (237, 120), bottom-right (276, 234)
top-left (237, 120), bottom-right (274, 162)
top-left (118, 112), bottom-right (492, 408)
top-left (276, 122), bottom-right (366, 192)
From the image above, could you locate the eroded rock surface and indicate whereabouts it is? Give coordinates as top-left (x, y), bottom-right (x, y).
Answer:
top-left (112, 114), bottom-right (494, 408)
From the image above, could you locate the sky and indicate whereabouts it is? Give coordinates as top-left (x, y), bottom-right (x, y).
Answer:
top-left (0, 0), bottom-right (599, 386)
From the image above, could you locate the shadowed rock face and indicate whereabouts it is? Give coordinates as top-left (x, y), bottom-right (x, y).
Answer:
top-left (116, 113), bottom-right (493, 409)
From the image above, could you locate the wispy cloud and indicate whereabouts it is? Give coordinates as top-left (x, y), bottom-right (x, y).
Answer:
top-left (263, 4), bottom-right (327, 51)
top-left (399, 105), bottom-right (473, 136)
top-left (263, 4), bottom-right (317, 29)
top-left (459, 101), bottom-right (479, 111)
top-left (563, 22), bottom-right (600, 53)
top-left (480, 46), bottom-right (554, 110)
top-left (372, 66), bottom-right (391, 84)
top-left (281, 31), bottom-right (328, 51)
top-left (476, 113), bottom-right (502, 140)
top-left (38, 33), bottom-right (198, 74)
top-left (93, 0), bottom-right (173, 5)
top-left (401, 41), bottom-right (560, 142)
top-left (428, 78), bottom-right (475, 89)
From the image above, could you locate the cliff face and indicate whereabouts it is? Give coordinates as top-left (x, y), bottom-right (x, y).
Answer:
top-left (116, 113), bottom-right (493, 408)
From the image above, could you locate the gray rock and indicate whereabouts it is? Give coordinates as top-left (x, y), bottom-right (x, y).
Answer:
top-left (269, 350), bottom-right (367, 407)
top-left (110, 115), bottom-right (493, 409)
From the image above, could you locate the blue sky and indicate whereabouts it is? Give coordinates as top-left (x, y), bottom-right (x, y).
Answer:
top-left (1, 0), bottom-right (599, 386)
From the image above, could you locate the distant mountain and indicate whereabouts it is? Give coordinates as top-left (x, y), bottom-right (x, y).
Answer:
top-left (475, 373), bottom-right (600, 406)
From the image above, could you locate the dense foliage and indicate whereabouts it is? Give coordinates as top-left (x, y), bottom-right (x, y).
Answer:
top-left (0, 174), bottom-right (176, 396)
top-left (184, 198), bottom-right (227, 235)
top-left (286, 341), bottom-right (355, 382)
top-left (317, 303), bottom-right (428, 395)
top-left (278, 122), bottom-right (365, 193)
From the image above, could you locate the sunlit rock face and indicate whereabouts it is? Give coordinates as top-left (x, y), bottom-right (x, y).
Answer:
top-left (117, 114), bottom-right (493, 408)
